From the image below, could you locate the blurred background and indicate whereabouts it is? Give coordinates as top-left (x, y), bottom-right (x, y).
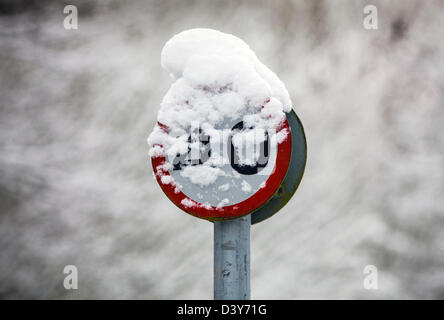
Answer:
top-left (1, 0), bottom-right (444, 299)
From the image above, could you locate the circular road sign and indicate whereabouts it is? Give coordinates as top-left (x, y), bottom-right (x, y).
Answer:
top-left (151, 109), bottom-right (306, 223)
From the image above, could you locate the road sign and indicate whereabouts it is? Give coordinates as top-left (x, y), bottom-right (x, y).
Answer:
top-left (151, 109), bottom-right (306, 223)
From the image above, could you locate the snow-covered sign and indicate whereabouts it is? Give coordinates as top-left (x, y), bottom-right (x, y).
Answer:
top-left (148, 29), bottom-right (306, 222)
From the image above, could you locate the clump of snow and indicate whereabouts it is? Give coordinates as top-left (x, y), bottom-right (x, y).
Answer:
top-left (276, 128), bottom-right (289, 144)
top-left (217, 198), bottom-right (230, 208)
top-left (149, 145), bottom-right (165, 158)
top-left (179, 165), bottom-right (225, 187)
top-left (160, 175), bottom-right (173, 185)
top-left (241, 180), bottom-right (252, 193)
top-left (161, 28), bottom-right (292, 110)
top-left (232, 128), bottom-right (266, 166)
top-left (218, 183), bottom-right (230, 191)
top-left (181, 198), bottom-right (215, 210)
top-left (154, 162), bottom-right (183, 192)
top-left (181, 198), bottom-right (196, 208)
top-left (148, 28), bottom-right (292, 188)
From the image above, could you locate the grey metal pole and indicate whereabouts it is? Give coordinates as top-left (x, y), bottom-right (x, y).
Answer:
top-left (214, 215), bottom-right (250, 300)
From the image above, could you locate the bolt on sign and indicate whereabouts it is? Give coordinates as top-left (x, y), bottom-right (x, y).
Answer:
top-left (148, 29), bottom-right (306, 223)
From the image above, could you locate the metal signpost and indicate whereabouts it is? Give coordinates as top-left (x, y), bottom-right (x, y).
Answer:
top-left (152, 110), bottom-right (306, 300)
top-left (214, 215), bottom-right (250, 300)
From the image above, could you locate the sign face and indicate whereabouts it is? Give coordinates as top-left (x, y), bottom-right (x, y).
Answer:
top-left (152, 110), bottom-right (306, 222)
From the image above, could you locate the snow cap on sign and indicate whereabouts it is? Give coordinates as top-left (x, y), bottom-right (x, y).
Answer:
top-left (161, 28), bottom-right (292, 111)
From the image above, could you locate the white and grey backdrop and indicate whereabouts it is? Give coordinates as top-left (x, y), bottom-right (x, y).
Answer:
top-left (0, 0), bottom-right (444, 299)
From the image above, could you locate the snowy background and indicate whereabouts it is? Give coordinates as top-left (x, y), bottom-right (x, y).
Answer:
top-left (1, 0), bottom-right (444, 299)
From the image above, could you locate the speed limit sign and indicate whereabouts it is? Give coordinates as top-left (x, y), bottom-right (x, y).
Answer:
top-left (151, 109), bottom-right (306, 223)
top-left (149, 28), bottom-right (306, 224)
top-left (149, 29), bottom-right (306, 301)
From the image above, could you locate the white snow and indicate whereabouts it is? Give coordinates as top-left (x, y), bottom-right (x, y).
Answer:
top-left (232, 128), bottom-right (266, 166)
top-left (181, 198), bottom-right (196, 208)
top-left (241, 180), bottom-right (252, 193)
top-left (218, 183), bottom-right (230, 191)
top-left (276, 128), bottom-right (289, 144)
top-left (148, 145), bottom-right (164, 158)
top-left (179, 165), bottom-right (224, 187)
top-left (160, 175), bottom-right (173, 185)
top-left (216, 198), bottom-right (230, 208)
top-left (148, 28), bottom-right (292, 187)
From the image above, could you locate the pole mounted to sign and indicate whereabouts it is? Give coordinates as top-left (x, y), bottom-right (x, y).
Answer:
top-left (214, 215), bottom-right (250, 300)
top-left (151, 109), bottom-right (306, 299)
